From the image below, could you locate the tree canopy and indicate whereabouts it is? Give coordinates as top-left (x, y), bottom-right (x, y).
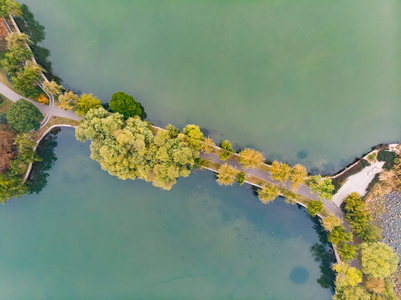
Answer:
top-left (0, 0), bottom-right (22, 18)
top-left (257, 184), bottom-right (279, 204)
top-left (183, 124), bottom-right (204, 149)
top-left (360, 242), bottom-right (399, 279)
top-left (216, 163), bottom-right (239, 186)
top-left (271, 161), bottom-right (291, 182)
top-left (239, 148), bottom-right (265, 169)
top-left (109, 91), bottom-right (146, 119)
top-left (308, 175), bottom-right (334, 200)
top-left (76, 107), bottom-right (199, 190)
top-left (76, 93), bottom-right (101, 116)
top-left (306, 200), bottom-right (323, 217)
top-left (6, 99), bottom-right (42, 132)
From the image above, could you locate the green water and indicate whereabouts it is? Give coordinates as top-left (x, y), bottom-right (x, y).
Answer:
top-left (3, 0), bottom-right (399, 298)
top-left (22, 0), bottom-right (401, 172)
top-left (0, 129), bottom-right (333, 299)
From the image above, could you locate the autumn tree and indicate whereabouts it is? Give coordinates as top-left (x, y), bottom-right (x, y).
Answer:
top-left (343, 193), bottom-right (370, 233)
top-left (257, 184), bottom-right (279, 204)
top-left (183, 124), bottom-right (204, 149)
top-left (58, 90), bottom-right (78, 110)
top-left (43, 80), bottom-right (63, 98)
top-left (360, 242), bottom-right (399, 279)
top-left (365, 277), bottom-right (385, 294)
top-left (306, 200), bottom-right (323, 217)
top-left (238, 148), bottom-right (265, 169)
top-left (75, 93), bottom-right (101, 116)
top-left (216, 163), bottom-right (239, 186)
top-left (0, 0), bottom-right (22, 17)
top-left (200, 136), bottom-right (215, 153)
top-left (0, 130), bottom-right (16, 171)
top-left (109, 91), bottom-right (146, 119)
top-left (320, 215), bottom-right (342, 232)
top-left (6, 99), bottom-right (43, 132)
top-left (333, 262), bottom-right (362, 288)
top-left (333, 285), bottom-right (370, 300)
top-left (308, 175), bottom-right (334, 200)
top-left (76, 107), bottom-right (199, 190)
top-left (290, 164), bottom-right (307, 190)
top-left (271, 161), bottom-right (291, 182)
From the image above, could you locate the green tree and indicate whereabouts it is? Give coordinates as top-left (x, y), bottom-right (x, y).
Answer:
top-left (360, 242), bottom-right (399, 279)
top-left (308, 175), bottom-right (334, 200)
top-left (76, 107), bottom-right (199, 190)
top-left (183, 124), bottom-right (204, 149)
top-left (0, 0), bottom-right (22, 17)
top-left (12, 61), bottom-right (44, 97)
top-left (333, 285), bottom-right (370, 300)
top-left (321, 215), bottom-right (342, 232)
top-left (327, 226), bottom-right (351, 245)
top-left (109, 91), bottom-right (146, 119)
top-left (216, 163), bottom-right (239, 186)
top-left (219, 140), bottom-right (234, 161)
top-left (271, 161), bottom-right (291, 182)
top-left (337, 243), bottom-right (356, 262)
top-left (359, 224), bottom-right (382, 243)
top-left (0, 174), bottom-right (28, 203)
top-left (306, 200), bottom-right (323, 217)
top-left (290, 164), bottom-right (307, 190)
top-left (257, 184), bottom-right (279, 204)
top-left (76, 93), bottom-right (101, 116)
top-left (165, 124), bottom-right (180, 138)
top-left (235, 171), bottom-right (246, 186)
top-left (343, 192), bottom-right (371, 235)
top-left (239, 148), bottom-right (265, 169)
top-left (6, 99), bottom-right (43, 132)
top-left (333, 262), bottom-right (362, 288)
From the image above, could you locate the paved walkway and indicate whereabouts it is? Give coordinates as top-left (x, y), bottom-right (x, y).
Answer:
top-left (0, 81), bottom-right (80, 121)
top-left (332, 161), bottom-right (385, 207)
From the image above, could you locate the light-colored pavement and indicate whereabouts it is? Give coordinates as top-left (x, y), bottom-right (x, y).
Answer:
top-left (0, 81), bottom-right (81, 121)
top-left (332, 161), bottom-right (385, 207)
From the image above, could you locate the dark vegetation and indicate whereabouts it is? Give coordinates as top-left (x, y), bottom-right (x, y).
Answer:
top-left (6, 99), bottom-right (42, 132)
top-left (377, 150), bottom-right (398, 170)
top-left (15, 4), bottom-right (61, 83)
top-left (109, 91), bottom-right (146, 119)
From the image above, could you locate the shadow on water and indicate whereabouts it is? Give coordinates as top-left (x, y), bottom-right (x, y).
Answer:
top-left (28, 128), bottom-right (60, 194)
top-left (15, 4), bottom-right (62, 84)
top-left (310, 216), bottom-right (336, 292)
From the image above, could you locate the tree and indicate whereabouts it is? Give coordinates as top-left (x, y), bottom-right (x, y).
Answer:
top-left (343, 192), bottom-right (371, 234)
top-left (321, 215), bottom-right (342, 232)
top-left (1, 33), bottom-right (32, 78)
top-left (360, 242), bottom-right (399, 279)
top-left (239, 148), bottom-right (265, 168)
top-left (365, 277), bottom-right (385, 294)
top-left (216, 163), bottom-right (239, 186)
top-left (333, 285), bottom-right (370, 300)
top-left (200, 136), bottom-right (215, 153)
top-left (0, 130), bottom-right (16, 171)
top-left (0, 174), bottom-right (28, 203)
top-left (308, 175), bottom-right (334, 200)
top-left (219, 140), bottom-right (234, 161)
top-left (257, 184), bottom-right (279, 204)
top-left (43, 80), bottom-right (63, 98)
top-left (306, 200), bottom-right (323, 217)
top-left (271, 161), bottom-right (291, 182)
top-left (6, 99), bottom-right (43, 132)
top-left (58, 90), bottom-right (78, 110)
top-left (327, 226), bottom-right (351, 245)
top-left (290, 164), bottom-right (307, 190)
top-left (76, 107), bottom-right (199, 190)
top-left (359, 224), bottom-right (381, 243)
top-left (337, 243), bottom-right (356, 262)
top-left (183, 124), bottom-right (204, 149)
top-left (0, 0), bottom-right (22, 18)
top-left (12, 61), bottom-right (44, 97)
top-left (109, 91), bottom-right (146, 119)
top-left (165, 124), bottom-right (180, 138)
top-left (75, 93), bottom-right (101, 116)
top-left (235, 171), bottom-right (246, 186)
top-left (333, 262), bottom-right (362, 288)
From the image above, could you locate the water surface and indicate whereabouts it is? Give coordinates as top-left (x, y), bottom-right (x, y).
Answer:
top-left (0, 129), bottom-right (333, 299)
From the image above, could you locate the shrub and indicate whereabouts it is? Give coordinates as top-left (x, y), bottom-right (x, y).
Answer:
top-left (36, 93), bottom-right (49, 105)
top-left (0, 112), bottom-right (7, 124)
top-left (377, 150), bottom-right (397, 170)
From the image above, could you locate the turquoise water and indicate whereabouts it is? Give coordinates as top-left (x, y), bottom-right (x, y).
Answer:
top-left (0, 129), bottom-right (333, 299)
top-left (21, 0), bottom-right (401, 173)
